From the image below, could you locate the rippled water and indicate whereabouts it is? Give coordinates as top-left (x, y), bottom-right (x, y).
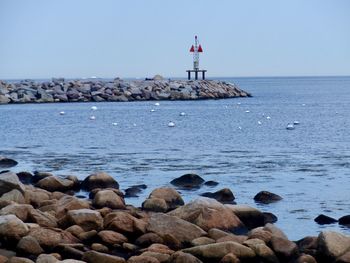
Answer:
top-left (1, 76), bottom-right (350, 240)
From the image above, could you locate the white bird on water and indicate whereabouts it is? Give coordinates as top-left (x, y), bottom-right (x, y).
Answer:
top-left (266, 116), bottom-right (271, 120)
top-left (258, 121), bottom-right (262, 125)
top-left (293, 121), bottom-right (300, 125)
top-left (90, 116), bottom-right (96, 120)
top-left (59, 111), bottom-right (65, 115)
top-left (179, 112), bottom-right (186, 116)
top-left (112, 122), bottom-right (118, 126)
top-left (91, 106), bottom-right (97, 111)
top-left (286, 123), bottom-right (295, 130)
top-left (168, 121), bottom-right (175, 127)
top-left (150, 109), bottom-right (155, 112)
top-left (154, 102), bottom-right (160, 106)
top-left (245, 110), bottom-right (250, 113)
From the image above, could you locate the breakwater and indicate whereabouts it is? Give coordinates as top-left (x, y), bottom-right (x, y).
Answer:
top-left (0, 78), bottom-right (251, 104)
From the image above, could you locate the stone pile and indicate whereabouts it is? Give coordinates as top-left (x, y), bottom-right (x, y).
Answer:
top-left (0, 166), bottom-right (350, 262)
top-left (0, 78), bottom-right (251, 104)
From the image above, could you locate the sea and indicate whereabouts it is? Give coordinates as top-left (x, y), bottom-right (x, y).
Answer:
top-left (1, 76), bottom-right (350, 240)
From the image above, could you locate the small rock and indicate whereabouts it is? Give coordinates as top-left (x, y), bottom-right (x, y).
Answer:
top-left (91, 243), bottom-right (109, 253)
top-left (170, 174), bottom-right (205, 189)
top-left (219, 253), bottom-right (240, 263)
top-left (135, 233), bottom-right (164, 247)
top-left (81, 171), bottom-right (119, 191)
top-left (146, 187), bottom-right (184, 210)
top-left (93, 189), bottom-right (126, 209)
top-left (142, 198), bottom-right (168, 212)
top-left (168, 251), bottom-right (203, 263)
top-left (254, 191), bottom-right (282, 204)
top-left (314, 214), bottom-right (338, 225)
top-left (0, 214), bottom-right (29, 240)
top-left (200, 188), bottom-right (235, 204)
top-left (0, 157), bottom-right (18, 168)
top-left (127, 255), bottom-right (159, 263)
top-left (66, 209), bottom-right (103, 231)
top-left (339, 215), bottom-right (350, 226)
top-left (204, 180), bottom-right (219, 186)
top-left (98, 230), bottom-right (128, 245)
top-left (16, 236), bottom-right (44, 255)
top-left (82, 251), bottom-right (126, 263)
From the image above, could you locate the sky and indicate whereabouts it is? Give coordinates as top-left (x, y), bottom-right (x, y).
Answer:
top-left (0, 0), bottom-right (349, 79)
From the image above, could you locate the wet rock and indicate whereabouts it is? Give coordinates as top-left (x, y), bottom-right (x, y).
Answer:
top-left (0, 214), bottom-right (29, 239)
top-left (339, 215), bottom-right (350, 226)
top-left (93, 189), bottom-right (125, 209)
top-left (200, 188), bottom-right (235, 204)
top-left (142, 198), bottom-right (168, 212)
top-left (243, 238), bottom-right (279, 263)
top-left (270, 236), bottom-right (299, 261)
top-left (82, 250), bottom-right (126, 263)
top-left (17, 236), bottom-right (44, 255)
top-left (314, 214), bottom-right (338, 225)
top-left (135, 233), bottom-right (164, 247)
top-left (104, 211), bottom-right (146, 235)
top-left (168, 197), bottom-right (244, 232)
top-left (226, 204), bottom-right (265, 229)
top-left (36, 176), bottom-right (74, 192)
top-left (0, 172), bottom-right (25, 196)
top-left (317, 231), bottom-right (350, 260)
top-left (124, 184), bottom-right (147, 198)
top-left (0, 157), bottom-right (18, 168)
top-left (204, 180), bottom-right (219, 186)
top-left (16, 172), bottom-right (33, 184)
top-left (263, 212), bottom-right (278, 224)
top-left (98, 230), bottom-right (128, 245)
top-left (66, 209), bottom-right (103, 231)
top-left (182, 241), bottom-right (255, 261)
top-left (127, 255), bottom-right (159, 263)
top-left (142, 187), bottom-right (184, 212)
top-left (168, 251), bottom-right (203, 263)
top-left (170, 174), bottom-right (204, 189)
top-left (146, 213), bottom-right (206, 245)
top-left (81, 171), bottom-right (119, 191)
top-left (254, 191), bottom-right (282, 204)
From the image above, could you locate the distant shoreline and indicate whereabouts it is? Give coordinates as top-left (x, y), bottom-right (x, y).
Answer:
top-left (0, 78), bottom-right (251, 105)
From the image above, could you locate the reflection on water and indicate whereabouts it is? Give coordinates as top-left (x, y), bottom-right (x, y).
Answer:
top-left (1, 76), bottom-right (350, 240)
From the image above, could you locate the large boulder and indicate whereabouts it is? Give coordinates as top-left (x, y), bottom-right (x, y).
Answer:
top-left (0, 203), bottom-right (33, 221)
top-left (142, 187), bottom-right (184, 212)
top-left (66, 209), bottom-right (103, 231)
top-left (81, 172), bottom-right (119, 191)
top-left (317, 231), bottom-right (350, 260)
top-left (16, 235), bottom-right (44, 255)
top-left (226, 204), bottom-right (265, 229)
top-left (0, 157), bottom-right (18, 168)
top-left (55, 195), bottom-right (90, 218)
top-left (182, 241), bottom-right (255, 261)
top-left (168, 197), bottom-right (244, 232)
top-left (0, 172), bottom-right (25, 196)
top-left (104, 211), bottom-right (147, 235)
top-left (93, 190), bottom-right (125, 209)
top-left (170, 174), bottom-right (204, 189)
top-left (28, 209), bottom-right (57, 227)
top-left (254, 191), bottom-right (282, 204)
top-left (0, 214), bottom-right (29, 239)
top-left (0, 189), bottom-right (25, 204)
top-left (36, 176), bottom-right (74, 192)
top-left (270, 236), bottom-right (299, 261)
top-left (28, 227), bottom-right (79, 249)
top-left (147, 213), bottom-right (206, 245)
top-left (82, 251), bottom-right (126, 263)
top-left (243, 238), bottom-right (279, 263)
top-left (168, 251), bottom-right (203, 263)
top-left (98, 230), bottom-right (128, 245)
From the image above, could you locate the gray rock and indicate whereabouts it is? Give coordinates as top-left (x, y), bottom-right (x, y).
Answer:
top-left (0, 172), bottom-right (25, 196)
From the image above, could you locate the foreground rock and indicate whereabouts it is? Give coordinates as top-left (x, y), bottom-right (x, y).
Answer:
top-left (0, 172), bottom-right (25, 196)
top-left (142, 187), bottom-right (184, 212)
top-left (0, 79), bottom-right (251, 105)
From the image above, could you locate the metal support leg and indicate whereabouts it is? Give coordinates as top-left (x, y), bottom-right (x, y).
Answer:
top-left (187, 71), bottom-right (191, 80)
top-left (202, 71), bottom-right (205, 80)
top-left (195, 71), bottom-right (198, 80)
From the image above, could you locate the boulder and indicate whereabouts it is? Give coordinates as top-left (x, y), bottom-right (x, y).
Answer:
top-left (317, 231), bottom-right (350, 260)
top-left (0, 214), bottom-right (29, 239)
top-left (35, 254), bottom-right (60, 263)
top-left (140, 252), bottom-right (170, 263)
top-left (66, 209), bottom-right (103, 231)
top-left (135, 233), bottom-right (164, 247)
top-left (270, 236), bottom-right (299, 261)
top-left (248, 227), bottom-right (273, 243)
top-left (168, 251), bottom-right (203, 263)
top-left (0, 157), bottom-right (18, 168)
top-left (0, 203), bottom-right (33, 221)
top-left (219, 253), bottom-right (240, 263)
top-left (170, 174), bottom-right (204, 189)
top-left (336, 251), bottom-right (350, 263)
top-left (28, 209), bottom-right (57, 227)
top-left (243, 238), bottom-right (279, 263)
top-left (81, 171), bottom-right (119, 191)
top-left (204, 181), bottom-right (219, 187)
top-left (55, 195), bottom-right (90, 218)
top-left (254, 191), bottom-right (282, 204)
top-left (124, 184), bottom-right (147, 198)
top-left (296, 236), bottom-right (318, 255)
top-left (293, 254), bottom-right (317, 263)
top-left (104, 211), bottom-right (146, 235)
top-left (191, 237), bottom-right (215, 247)
top-left (226, 204), bottom-right (265, 229)
top-left (263, 223), bottom-right (288, 240)
top-left (263, 212), bottom-right (278, 224)
top-left (28, 227), bottom-right (79, 249)
top-left (23, 188), bottom-right (51, 207)
top-left (91, 243), bottom-right (109, 253)
top-left (65, 225), bottom-right (85, 237)
top-left (200, 188), bottom-right (235, 204)
top-left (142, 198), bottom-right (168, 212)
top-left (0, 189), bottom-right (25, 204)
top-left (32, 171), bottom-right (53, 183)
top-left (16, 172), bottom-right (33, 184)
top-left (16, 235), bottom-right (44, 255)
top-left (314, 214), bottom-right (338, 225)
top-left (146, 187), bottom-right (184, 211)
top-left (182, 241), bottom-right (255, 261)
top-left (168, 197), bottom-right (244, 232)
top-left (82, 251), bottom-right (126, 263)
top-left (36, 176), bottom-right (74, 192)
top-left (141, 244), bottom-right (174, 255)
top-left (127, 255), bottom-right (159, 263)
top-left (7, 257), bottom-right (34, 263)
top-left (98, 230), bottom-right (128, 245)
top-left (0, 172), bottom-right (25, 196)
top-left (93, 190), bottom-right (125, 209)
top-left (339, 215), bottom-right (350, 226)
top-left (147, 213), bottom-right (206, 245)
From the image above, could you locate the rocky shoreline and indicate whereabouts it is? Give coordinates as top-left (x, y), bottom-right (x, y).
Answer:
top-left (0, 78), bottom-right (251, 104)
top-left (1, 159), bottom-right (350, 263)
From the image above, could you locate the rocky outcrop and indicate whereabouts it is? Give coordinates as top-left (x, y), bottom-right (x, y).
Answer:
top-left (0, 79), bottom-right (251, 104)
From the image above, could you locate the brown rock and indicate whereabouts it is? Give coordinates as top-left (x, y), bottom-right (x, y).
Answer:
top-left (168, 197), bottom-right (244, 232)
top-left (28, 209), bottom-right (57, 227)
top-left (0, 255), bottom-right (7, 263)
top-left (0, 214), bottom-right (29, 239)
top-left (317, 231), bottom-right (350, 260)
top-left (263, 223), bottom-right (288, 240)
top-left (17, 235), bottom-right (44, 255)
top-left (93, 190), bottom-right (125, 209)
top-left (91, 243), bottom-right (109, 253)
top-left (135, 233), bottom-right (164, 247)
top-left (248, 227), bottom-right (273, 243)
top-left (243, 238), bottom-right (279, 263)
top-left (24, 188), bottom-right (51, 207)
top-left (216, 235), bottom-right (247, 244)
top-left (36, 176), bottom-right (74, 192)
top-left (66, 209), bottom-right (103, 231)
top-left (81, 172), bottom-right (119, 191)
top-left (104, 211), bottom-right (146, 235)
top-left (142, 198), bottom-right (168, 213)
top-left (127, 255), bottom-right (160, 263)
top-left (78, 230), bottom-right (97, 242)
top-left (140, 252), bottom-right (170, 263)
top-left (141, 244), bottom-right (174, 255)
top-left (336, 251), bottom-right (350, 263)
top-left (0, 172), bottom-right (25, 196)
top-left (147, 213), bottom-right (206, 245)
top-left (182, 241), bottom-right (255, 261)
top-left (168, 251), bottom-right (203, 263)
top-left (270, 236), bottom-right (299, 261)
top-left (226, 204), bottom-right (265, 229)
top-left (56, 196), bottom-right (90, 218)
top-left (191, 237), bottom-right (215, 246)
top-left (219, 253), bottom-right (240, 263)
top-left (98, 230), bottom-right (128, 245)
top-left (293, 254), bottom-right (317, 263)
top-left (0, 248), bottom-right (16, 259)
top-left (8, 257), bottom-right (34, 263)
top-left (28, 227), bottom-right (79, 249)
top-left (0, 203), bottom-right (33, 221)
top-left (65, 225), bottom-right (85, 237)
top-left (82, 250), bottom-right (126, 263)
top-left (147, 187), bottom-right (184, 210)
top-left (35, 254), bottom-right (59, 263)
top-left (0, 189), bottom-right (25, 204)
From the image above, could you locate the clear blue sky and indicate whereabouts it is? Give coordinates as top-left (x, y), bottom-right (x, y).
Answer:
top-left (0, 0), bottom-right (349, 79)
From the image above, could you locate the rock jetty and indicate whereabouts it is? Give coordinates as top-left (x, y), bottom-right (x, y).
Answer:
top-left (0, 78), bottom-right (251, 104)
top-left (0, 164), bottom-right (350, 263)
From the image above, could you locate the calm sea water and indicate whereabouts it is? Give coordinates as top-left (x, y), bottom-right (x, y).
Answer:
top-left (1, 76), bottom-right (350, 240)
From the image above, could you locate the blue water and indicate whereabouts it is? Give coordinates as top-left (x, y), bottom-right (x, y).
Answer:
top-left (1, 76), bottom-right (350, 240)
